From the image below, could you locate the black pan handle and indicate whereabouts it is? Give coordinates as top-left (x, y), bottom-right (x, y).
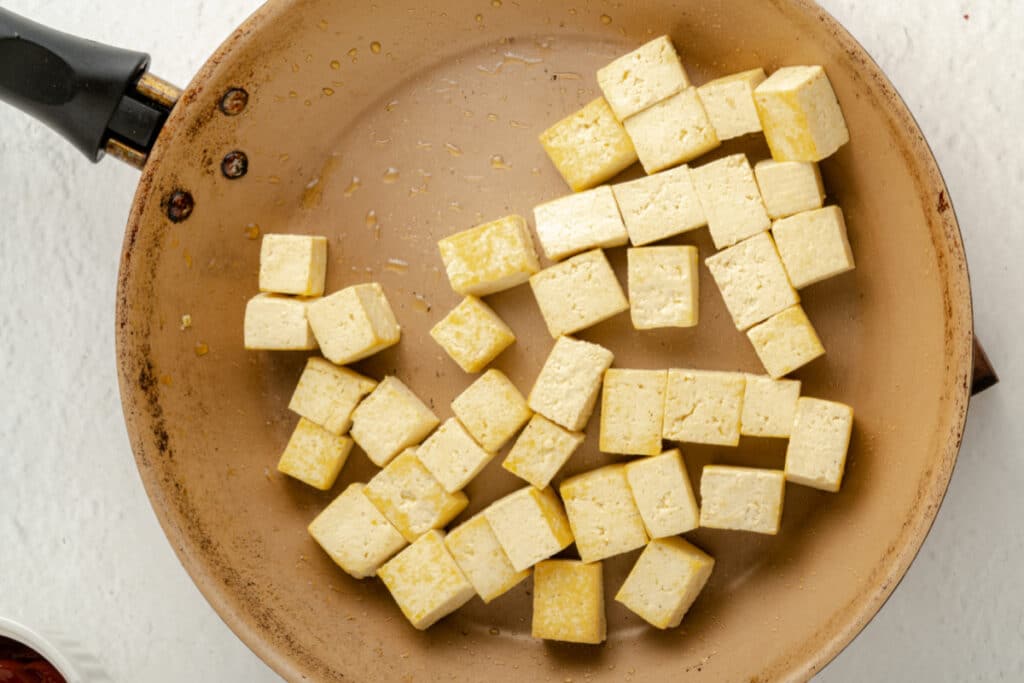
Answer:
top-left (0, 7), bottom-right (179, 168)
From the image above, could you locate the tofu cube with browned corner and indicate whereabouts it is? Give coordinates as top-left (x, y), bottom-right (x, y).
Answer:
top-left (754, 65), bottom-right (850, 162)
top-left (288, 357), bottom-right (377, 435)
top-left (624, 88), bottom-right (720, 174)
top-left (377, 530), bottom-right (475, 630)
top-left (438, 215), bottom-right (540, 297)
top-left (503, 414), bottom-right (585, 489)
top-left (697, 68), bottom-right (767, 140)
top-left (532, 560), bottom-right (606, 644)
top-left (417, 418), bottom-right (495, 493)
top-left (691, 153), bottom-right (771, 249)
top-left (484, 486), bottom-right (574, 572)
top-left (277, 418), bottom-right (354, 490)
top-left (699, 465), bottom-right (785, 534)
top-left (364, 450), bottom-right (468, 542)
top-left (628, 246), bottom-right (699, 329)
top-left (445, 514), bottom-right (530, 604)
top-left (624, 449), bottom-right (700, 538)
top-left (307, 483), bottom-right (406, 579)
top-left (615, 537), bottom-right (714, 629)
top-left (429, 296), bottom-right (515, 373)
top-left (612, 165), bottom-right (707, 246)
top-left (259, 234), bottom-right (327, 296)
top-left (350, 376), bottom-right (439, 467)
top-left (243, 293), bottom-right (318, 350)
top-left (754, 160), bottom-right (825, 219)
top-left (746, 304), bottom-right (825, 378)
top-left (538, 98), bottom-right (638, 192)
top-left (532, 186), bottom-right (628, 262)
top-left (663, 370), bottom-right (746, 447)
top-left (451, 369), bottom-right (532, 452)
top-left (741, 375), bottom-right (801, 438)
top-left (560, 465), bottom-right (649, 563)
top-left (528, 336), bottom-right (614, 432)
top-left (306, 283), bottom-right (400, 365)
top-left (705, 232), bottom-right (799, 331)
top-left (529, 249), bottom-right (629, 338)
top-left (600, 369), bottom-right (667, 456)
top-left (771, 206), bottom-right (855, 288)
top-left (785, 397), bottom-right (854, 492)
top-left (597, 35), bottom-right (690, 120)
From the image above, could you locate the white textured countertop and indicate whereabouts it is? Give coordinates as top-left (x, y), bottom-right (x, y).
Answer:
top-left (0, 1), bottom-right (1020, 680)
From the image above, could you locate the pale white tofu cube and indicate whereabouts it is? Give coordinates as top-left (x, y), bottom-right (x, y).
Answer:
top-left (429, 296), bottom-right (516, 373)
top-left (288, 357), bottom-right (377, 434)
top-left (741, 375), bottom-right (801, 438)
top-left (785, 397), bottom-right (854, 492)
top-left (502, 414), bottom-right (585, 489)
top-left (699, 465), bottom-right (785, 534)
top-left (438, 215), bottom-right (540, 296)
top-left (611, 165), bottom-right (707, 246)
top-left (417, 418), bottom-right (495, 493)
top-left (306, 283), bottom-right (400, 365)
top-left (691, 153), bottom-right (771, 249)
top-left (445, 514), bottom-right (530, 604)
top-left (624, 88), bottom-right (720, 174)
top-left (697, 68), bottom-right (767, 140)
top-left (663, 370), bottom-right (746, 446)
top-left (350, 377), bottom-right (439, 467)
top-left (560, 464), bottom-right (649, 563)
top-left (532, 186), bottom-right (628, 262)
top-left (377, 530), bottom-right (475, 630)
top-left (308, 483), bottom-right (407, 579)
top-left (485, 486), bottom-right (574, 572)
top-left (364, 450), bottom-right (468, 542)
top-left (746, 304), bottom-right (825, 378)
top-left (628, 246), bottom-right (699, 329)
top-left (532, 560), bottom-right (606, 644)
top-left (615, 537), bottom-right (714, 629)
top-left (599, 369), bottom-right (667, 456)
top-left (754, 65), bottom-right (850, 162)
top-left (243, 293), bottom-right (317, 350)
top-left (704, 232), bottom-right (799, 330)
top-left (624, 449), bottom-right (700, 538)
top-left (754, 160), bottom-right (825, 219)
top-left (451, 369), bottom-right (532, 452)
top-left (259, 234), bottom-right (327, 296)
top-left (539, 98), bottom-right (639, 192)
top-left (529, 249), bottom-right (629, 338)
top-left (597, 35), bottom-right (691, 120)
top-left (277, 417), bottom-right (353, 490)
top-left (772, 206), bottom-right (855, 288)
top-left (528, 336), bottom-right (615, 431)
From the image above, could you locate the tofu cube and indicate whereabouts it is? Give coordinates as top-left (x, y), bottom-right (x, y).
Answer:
top-left (417, 418), bottom-right (495, 493)
top-left (429, 296), bottom-right (516, 373)
top-left (624, 449), bottom-right (700, 538)
top-left (288, 357), bottom-right (377, 434)
top-left (560, 465), bottom-right (649, 563)
top-left (539, 98), bottom-right (639, 192)
top-left (754, 65), bottom-right (850, 162)
top-left (445, 514), bottom-right (530, 603)
top-left (529, 249), bottom-right (629, 338)
top-left (705, 232), bottom-right (799, 330)
top-left (785, 397), bottom-right (854, 492)
top-left (308, 483), bottom-right (407, 579)
top-left (691, 153), bottom-right (771, 249)
top-left (599, 369), bottom-right (667, 456)
top-left (438, 215), bottom-right (541, 296)
top-left (741, 375), bottom-right (802, 438)
top-left (451, 369), bottom-right (532, 451)
top-left (624, 88), bottom-right (720, 174)
top-left (772, 206), bottom-right (855, 288)
top-left (754, 160), bottom-right (825, 219)
top-left (377, 530), bottom-right (475, 630)
top-left (612, 165), bottom-right (707, 246)
top-left (615, 537), bottom-right (714, 629)
top-left (532, 186), bottom-right (628, 262)
top-left (597, 35), bottom-right (691, 120)
top-left (699, 465), bottom-right (785, 534)
top-left (259, 234), bottom-right (328, 296)
top-left (350, 376), bottom-right (440, 467)
top-left (306, 283), bottom-right (400, 365)
top-left (532, 560), bottom-right (606, 644)
top-left (502, 414), bottom-right (585, 489)
top-left (746, 304), bottom-right (825, 378)
top-left (364, 450), bottom-right (469, 542)
top-left (243, 293), bottom-right (317, 350)
top-left (663, 370), bottom-right (746, 446)
top-left (628, 246), bottom-right (699, 329)
top-left (277, 417), bottom-right (354, 490)
top-left (697, 68), bottom-right (767, 140)
top-left (528, 336), bottom-right (615, 431)
top-left (484, 486), bottom-right (574, 572)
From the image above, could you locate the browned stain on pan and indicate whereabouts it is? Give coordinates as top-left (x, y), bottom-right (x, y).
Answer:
top-left (115, 0), bottom-right (973, 681)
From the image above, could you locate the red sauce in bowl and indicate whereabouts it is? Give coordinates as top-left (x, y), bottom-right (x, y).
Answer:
top-left (0, 636), bottom-right (66, 683)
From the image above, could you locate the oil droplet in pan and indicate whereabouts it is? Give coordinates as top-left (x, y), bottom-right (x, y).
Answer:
top-left (386, 258), bottom-right (409, 273)
top-left (194, 342), bottom-right (210, 357)
top-left (244, 224), bottom-right (261, 240)
top-left (330, 59), bottom-right (341, 70)
top-left (487, 113), bottom-right (499, 122)
top-left (600, 14), bottom-right (612, 24)
top-left (490, 155), bottom-right (511, 169)
top-left (382, 167), bottom-right (400, 183)
top-left (491, 0), bottom-right (502, 7)
top-left (365, 210), bottom-right (378, 229)
top-left (412, 293), bottom-right (430, 313)
top-left (370, 41), bottom-right (382, 54)
top-left (510, 120), bottom-right (528, 129)
top-left (416, 140), bottom-right (433, 150)
top-left (322, 87), bottom-right (335, 96)
top-left (385, 100), bottom-right (399, 112)
top-left (474, 13), bottom-right (483, 23)
top-left (445, 143), bottom-right (463, 156)
top-left (344, 177), bottom-right (362, 197)
top-left (348, 47), bottom-right (358, 63)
